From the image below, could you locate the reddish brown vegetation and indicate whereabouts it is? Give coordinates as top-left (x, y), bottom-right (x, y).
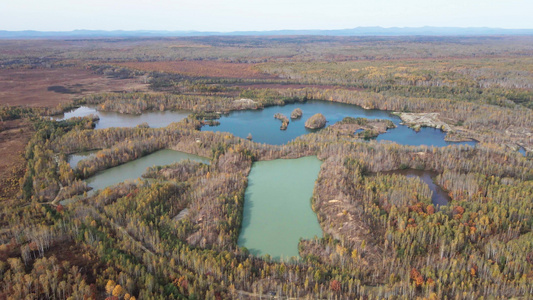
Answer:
top-left (115, 61), bottom-right (276, 79)
top-left (452, 205), bottom-right (465, 219)
top-left (410, 268), bottom-right (425, 287)
top-left (0, 119), bottom-right (31, 201)
top-left (0, 67), bottom-right (147, 107)
top-left (44, 241), bottom-right (103, 284)
top-left (329, 279), bottom-right (341, 292)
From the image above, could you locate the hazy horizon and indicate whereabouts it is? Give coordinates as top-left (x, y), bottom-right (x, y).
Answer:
top-left (2, 25), bottom-right (533, 33)
top-left (1, 0), bottom-right (532, 32)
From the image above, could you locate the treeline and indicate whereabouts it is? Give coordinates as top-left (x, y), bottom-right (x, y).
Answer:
top-left (3, 36), bottom-right (533, 64)
top-left (3, 35), bottom-right (533, 299)
top-left (19, 116), bottom-right (99, 201)
top-left (75, 86), bottom-right (532, 149)
top-left (242, 87), bottom-right (533, 149)
top-left (1, 102), bottom-right (85, 121)
top-left (259, 58), bottom-right (533, 108)
top-left (90, 65), bottom-right (144, 80)
top-left (2, 112), bottom-right (532, 298)
top-left (78, 91), bottom-right (307, 116)
top-left (67, 82), bottom-right (531, 150)
top-left (310, 144), bottom-right (531, 296)
top-left (80, 93), bottom-right (235, 115)
top-left (75, 137), bottom-right (166, 179)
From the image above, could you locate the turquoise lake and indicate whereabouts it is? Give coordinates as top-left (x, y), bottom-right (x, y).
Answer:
top-left (238, 156), bottom-right (323, 260)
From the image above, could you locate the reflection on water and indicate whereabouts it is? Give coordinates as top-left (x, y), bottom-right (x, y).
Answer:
top-left (376, 126), bottom-right (476, 147)
top-left (68, 150), bottom-right (98, 169)
top-left (202, 100), bottom-right (477, 147)
top-left (84, 149), bottom-right (209, 193)
top-left (56, 106), bottom-right (190, 129)
top-left (56, 102), bottom-right (477, 147)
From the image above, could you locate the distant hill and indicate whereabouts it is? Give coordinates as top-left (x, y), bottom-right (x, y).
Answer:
top-left (1, 27), bottom-right (533, 39)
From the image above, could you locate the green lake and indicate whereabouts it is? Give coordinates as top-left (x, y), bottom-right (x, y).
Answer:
top-left (238, 156), bottom-right (323, 260)
top-left (83, 149), bottom-right (209, 193)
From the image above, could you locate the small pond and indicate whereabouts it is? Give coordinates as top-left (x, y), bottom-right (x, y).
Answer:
top-left (518, 147), bottom-right (527, 157)
top-left (68, 150), bottom-right (98, 169)
top-left (378, 169), bottom-right (450, 207)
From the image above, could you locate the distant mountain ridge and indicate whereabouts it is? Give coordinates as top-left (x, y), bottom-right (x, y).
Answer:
top-left (1, 27), bottom-right (533, 38)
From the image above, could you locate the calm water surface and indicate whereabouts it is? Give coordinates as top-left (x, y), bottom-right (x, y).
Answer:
top-left (68, 150), bottom-right (98, 169)
top-left (379, 169), bottom-right (450, 207)
top-left (518, 147), bottom-right (527, 157)
top-left (57, 106), bottom-right (190, 129)
top-left (58, 102), bottom-right (476, 147)
top-left (84, 149), bottom-right (209, 193)
top-left (238, 156), bottom-right (323, 260)
top-left (203, 100), bottom-right (477, 147)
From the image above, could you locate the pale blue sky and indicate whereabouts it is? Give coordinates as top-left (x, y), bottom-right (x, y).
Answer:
top-left (1, 0), bottom-right (532, 31)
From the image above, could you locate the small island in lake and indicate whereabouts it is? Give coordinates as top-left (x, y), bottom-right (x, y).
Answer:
top-left (305, 113), bottom-right (327, 129)
top-left (274, 112), bottom-right (290, 130)
top-left (290, 108), bottom-right (303, 119)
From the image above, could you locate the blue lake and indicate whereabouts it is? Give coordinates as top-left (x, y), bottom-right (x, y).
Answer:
top-left (57, 101), bottom-right (477, 147)
top-left (202, 100), bottom-right (477, 147)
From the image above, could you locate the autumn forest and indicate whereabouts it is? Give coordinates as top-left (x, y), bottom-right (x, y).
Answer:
top-left (0, 35), bottom-right (532, 299)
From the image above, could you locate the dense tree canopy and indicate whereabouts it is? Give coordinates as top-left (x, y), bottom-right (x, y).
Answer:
top-left (1, 35), bottom-right (532, 299)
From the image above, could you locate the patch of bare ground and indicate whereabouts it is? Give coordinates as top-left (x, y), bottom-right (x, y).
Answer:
top-left (395, 112), bottom-right (452, 132)
top-left (0, 67), bottom-right (147, 107)
top-left (313, 154), bottom-right (385, 268)
top-left (114, 61), bottom-right (277, 79)
top-left (395, 112), bottom-right (480, 143)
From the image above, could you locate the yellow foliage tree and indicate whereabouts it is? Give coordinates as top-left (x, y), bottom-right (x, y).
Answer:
top-left (112, 284), bottom-right (125, 298)
top-left (105, 280), bottom-right (116, 295)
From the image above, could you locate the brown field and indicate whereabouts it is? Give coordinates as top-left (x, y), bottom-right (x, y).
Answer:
top-left (115, 61), bottom-right (277, 79)
top-left (0, 67), bottom-right (147, 107)
top-left (0, 119), bottom-right (31, 201)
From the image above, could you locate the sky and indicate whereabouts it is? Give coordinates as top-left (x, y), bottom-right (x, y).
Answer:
top-left (1, 0), bottom-right (532, 31)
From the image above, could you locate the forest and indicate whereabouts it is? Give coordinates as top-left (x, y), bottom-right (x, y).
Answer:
top-left (0, 35), bottom-right (532, 299)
